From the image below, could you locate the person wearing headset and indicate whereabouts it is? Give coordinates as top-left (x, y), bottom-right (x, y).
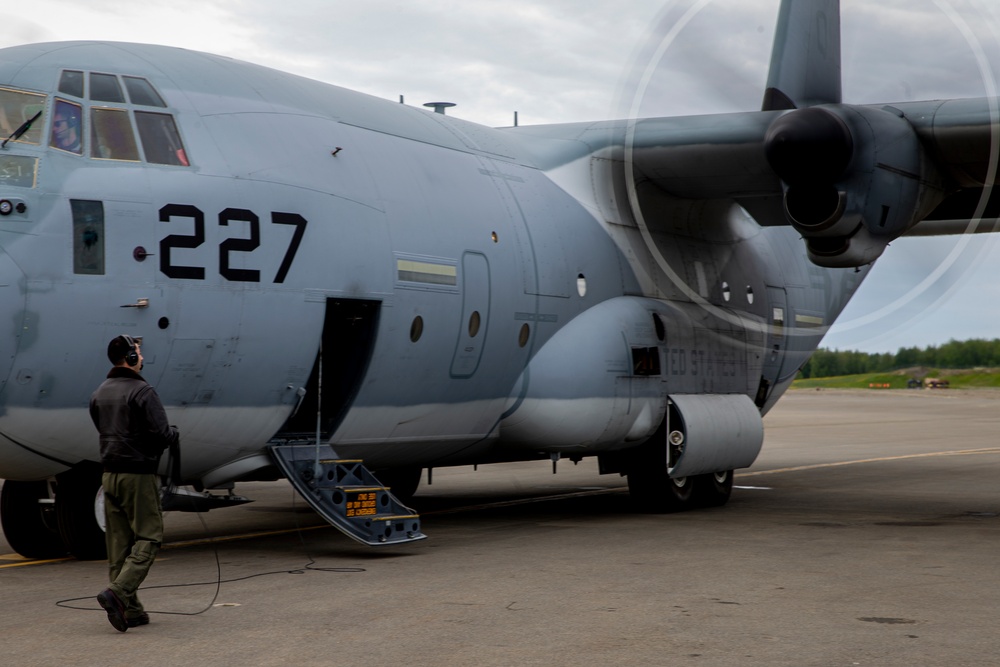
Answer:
top-left (50, 100), bottom-right (82, 154)
top-left (90, 335), bottom-right (178, 632)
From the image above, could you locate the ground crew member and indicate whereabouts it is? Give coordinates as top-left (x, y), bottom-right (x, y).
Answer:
top-left (91, 335), bottom-right (178, 632)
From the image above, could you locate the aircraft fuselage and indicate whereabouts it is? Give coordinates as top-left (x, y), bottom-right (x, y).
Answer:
top-left (0, 42), bottom-right (864, 487)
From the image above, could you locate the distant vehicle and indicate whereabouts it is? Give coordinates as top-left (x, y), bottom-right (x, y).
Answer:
top-left (925, 379), bottom-right (951, 389)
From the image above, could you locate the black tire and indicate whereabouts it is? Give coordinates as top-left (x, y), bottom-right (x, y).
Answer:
top-left (372, 467), bottom-right (422, 505)
top-left (624, 410), bottom-right (700, 513)
top-left (0, 480), bottom-right (67, 559)
top-left (55, 464), bottom-right (107, 560)
top-left (627, 466), bottom-right (697, 513)
top-left (692, 470), bottom-right (734, 508)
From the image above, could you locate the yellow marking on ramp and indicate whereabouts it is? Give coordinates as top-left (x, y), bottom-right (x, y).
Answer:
top-left (0, 554), bottom-right (71, 568)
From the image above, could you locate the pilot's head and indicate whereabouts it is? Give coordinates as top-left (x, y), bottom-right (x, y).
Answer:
top-left (107, 335), bottom-right (143, 370)
top-left (52, 110), bottom-right (80, 151)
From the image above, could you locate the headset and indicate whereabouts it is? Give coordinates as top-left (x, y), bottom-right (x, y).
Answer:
top-left (121, 334), bottom-right (140, 367)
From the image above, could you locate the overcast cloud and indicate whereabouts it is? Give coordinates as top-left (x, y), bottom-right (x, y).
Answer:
top-left (4, 0), bottom-right (1000, 353)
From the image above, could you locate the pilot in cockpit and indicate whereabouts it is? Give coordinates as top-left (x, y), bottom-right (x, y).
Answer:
top-left (50, 101), bottom-right (82, 154)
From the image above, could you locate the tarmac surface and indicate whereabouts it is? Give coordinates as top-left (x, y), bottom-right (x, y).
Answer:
top-left (3, 388), bottom-right (1000, 666)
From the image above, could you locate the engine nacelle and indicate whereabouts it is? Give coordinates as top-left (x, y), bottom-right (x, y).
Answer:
top-left (766, 105), bottom-right (932, 268)
top-left (499, 297), bottom-right (669, 452)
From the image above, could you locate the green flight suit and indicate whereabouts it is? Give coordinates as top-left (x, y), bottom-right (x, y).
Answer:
top-left (103, 472), bottom-right (163, 621)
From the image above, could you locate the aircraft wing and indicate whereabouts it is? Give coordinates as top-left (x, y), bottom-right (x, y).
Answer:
top-left (512, 96), bottom-right (997, 267)
top-left (631, 95), bottom-right (1000, 218)
top-left (515, 0), bottom-right (1000, 269)
top-left (520, 95), bottom-right (1000, 263)
top-left (627, 112), bottom-right (783, 201)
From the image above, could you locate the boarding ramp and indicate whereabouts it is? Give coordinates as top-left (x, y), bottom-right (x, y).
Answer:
top-left (269, 443), bottom-right (426, 546)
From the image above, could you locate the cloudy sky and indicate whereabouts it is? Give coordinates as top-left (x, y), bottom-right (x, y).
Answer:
top-left (4, 0), bottom-right (1000, 353)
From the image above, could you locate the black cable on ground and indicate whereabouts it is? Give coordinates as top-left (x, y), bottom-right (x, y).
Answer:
top-left (56, 480), bottom-right (365, 617)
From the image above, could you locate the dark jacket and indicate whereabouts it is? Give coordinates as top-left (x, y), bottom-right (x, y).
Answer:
top-left (90, 367), bottom-right (179, 474)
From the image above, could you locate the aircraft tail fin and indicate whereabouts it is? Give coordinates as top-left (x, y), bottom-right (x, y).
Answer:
top-left (762, 0), bottom-right (841, 110)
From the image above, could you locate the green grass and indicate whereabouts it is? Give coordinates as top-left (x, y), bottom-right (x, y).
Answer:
top-left (793, 368), bottom-right (1000, 389)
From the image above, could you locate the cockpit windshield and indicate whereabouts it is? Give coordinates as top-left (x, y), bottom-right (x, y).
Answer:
top-left (0, 87), bottom-right (46, 146)
top-left (50, 70), bottom-right (190, 166)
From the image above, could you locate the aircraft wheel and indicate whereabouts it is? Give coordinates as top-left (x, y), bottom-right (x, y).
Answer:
top-left (692, 470), bottom-right (734, 508)
top-left (55, 464), bottom-right (107, 561)
top-left (627, 463), bottom-right (697, 513)
top-left (373, 467), bottom-right (422, 505)
top-left (0, 480), bottom-right (67, 559)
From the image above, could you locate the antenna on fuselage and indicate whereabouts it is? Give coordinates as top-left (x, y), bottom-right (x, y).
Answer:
top-left (423, 102), bottom-right (456, 115)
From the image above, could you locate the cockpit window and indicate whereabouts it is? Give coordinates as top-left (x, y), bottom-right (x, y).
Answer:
top-left (89, 73), bottom-right (125, 104)
top-left (0, 155), bottom-right (37, 188)
top-left (40, 72), bottom-right (189, 166)
top-left (0, 87), bottom-right (46, 145)
top-left (91, 108), bottom-right (139, 161)
top-left (50, 99), bottom-right (83, 155)
top-left (135, 111), bottom-right (189, 166)
top-left (123, 77), bottom-right (166, 108)
top-left (58, 70), bottom-right (85, 98)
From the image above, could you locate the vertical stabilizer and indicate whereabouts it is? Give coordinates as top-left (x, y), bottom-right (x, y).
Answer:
top-left (762, 0), bottom-right (841, 110)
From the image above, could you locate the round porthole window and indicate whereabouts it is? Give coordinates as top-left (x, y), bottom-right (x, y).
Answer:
top-left (652, 313), bottom-right (665, 341)
top-left (518, 323), bottom-right (530, 348)
top-left (577, 274), bottom-right (587, 297)
top-left (410, 316), bottom-right (424, 342)
top-left (469, 311), bottom-right (481, 337)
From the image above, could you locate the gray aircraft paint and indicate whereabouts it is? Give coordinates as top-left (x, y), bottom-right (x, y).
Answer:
top-left (0, 0), bottom-right (995, 495)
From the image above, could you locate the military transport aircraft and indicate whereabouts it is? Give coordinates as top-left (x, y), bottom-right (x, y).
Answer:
top-left (0, 0), bottom-right (997, 559)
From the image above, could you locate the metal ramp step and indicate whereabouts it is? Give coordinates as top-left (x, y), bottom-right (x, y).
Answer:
top-left (269, 443), bottom-right (426, 546)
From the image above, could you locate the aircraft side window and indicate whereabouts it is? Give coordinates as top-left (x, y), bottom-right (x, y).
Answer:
top-left (135, 111), bottom-right (190, 166)
top-left (0, 155), bottom-right (38, 188)
top-left (632, 347), bottom-right (662, 376)
top-left (91, 108), bottom-right (139, 161)
top-left (58, 70), bottom-right (85, 98)
top-left (122, 76), bottom-right (166, 108)
top-left (50, 99), bottom-right (83, 155)
top-left (410, 316), bottom-right (424, 343)
top-left (89, 73), bottom-right (125, 103)
top-left (71, 199), bottom-right (105, 275)
top-left (518, 323), bottom-right (530, 348)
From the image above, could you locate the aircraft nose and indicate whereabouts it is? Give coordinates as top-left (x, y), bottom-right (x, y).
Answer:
top-left (0, 248), bottom-right (25, 396)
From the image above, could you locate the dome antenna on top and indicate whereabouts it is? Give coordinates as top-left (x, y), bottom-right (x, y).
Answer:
top-left (423, 102), bottom-right (456, 115)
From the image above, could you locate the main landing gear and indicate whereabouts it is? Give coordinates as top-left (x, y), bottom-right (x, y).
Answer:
top-left (627, 459), bottom-right (734, 513)
top-left (624, 415), bottom-right (734, 513)
top-left (0, 463), bottom-right (107, 560)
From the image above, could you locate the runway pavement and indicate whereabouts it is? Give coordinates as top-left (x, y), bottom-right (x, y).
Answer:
top-left (3, 388), bottom-right (1000, 666)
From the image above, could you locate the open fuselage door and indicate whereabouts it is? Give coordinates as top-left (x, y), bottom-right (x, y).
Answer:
top-left (276, 298), bottom-right (380, 439)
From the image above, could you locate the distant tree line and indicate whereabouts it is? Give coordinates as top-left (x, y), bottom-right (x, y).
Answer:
top-left (799, 339), bottom-right (1000, 378)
